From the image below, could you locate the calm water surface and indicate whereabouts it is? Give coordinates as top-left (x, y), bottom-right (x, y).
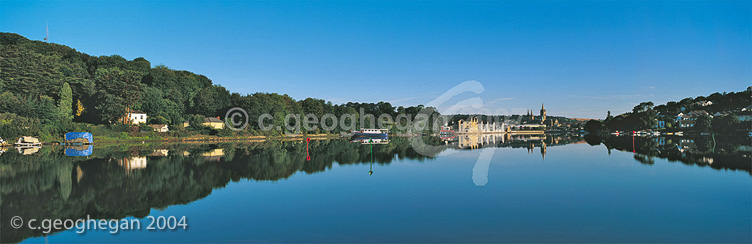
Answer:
top-left (1, 135), bottom-right (750, 243)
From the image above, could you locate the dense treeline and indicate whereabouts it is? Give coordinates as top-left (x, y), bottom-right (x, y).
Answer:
top-left (584, 89), bottom-right (751, 133)
top-left (0, 32), bottom-right (439, 140)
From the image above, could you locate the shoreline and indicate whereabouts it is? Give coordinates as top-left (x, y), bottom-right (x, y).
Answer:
top-left (4, 133), bottom-right (343, 146)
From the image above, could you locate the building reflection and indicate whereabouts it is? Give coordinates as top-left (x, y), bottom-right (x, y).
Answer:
top-left (456, 133), bottom-right (556, 159)
top-left (352, 137), bottom-right (390, 144)
top-left (202, 148), bottom-right (225, 162)
top-left (148, 149), bottom-right (169, 157)
top-left (118, 156), bottom-right (147, 175)
top-left (457, 134), bottom-right (509, 149)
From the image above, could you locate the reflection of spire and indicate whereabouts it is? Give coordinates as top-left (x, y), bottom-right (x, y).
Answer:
top-left (541, 141), bottom-right (547, 160)
top-left (369, 140), bottom-right (374, 176)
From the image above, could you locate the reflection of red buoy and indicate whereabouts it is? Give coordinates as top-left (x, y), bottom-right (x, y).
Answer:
top-left (306, 138), bottom-right (311, 161)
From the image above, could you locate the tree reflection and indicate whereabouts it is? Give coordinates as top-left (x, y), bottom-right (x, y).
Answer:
top-left (0, 138), bottom-right (435, 242)
top-left (591, 135), bottom-right (751, 175)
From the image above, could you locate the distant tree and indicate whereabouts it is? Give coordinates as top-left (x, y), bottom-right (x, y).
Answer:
top-left (93, 67), bottom-right (144, 123)
top-left (192, 85), bottom-right (230, 117)
top-left (57, 82), bottom-right (73, 121)
top-left (604, 110), bottom-right (614, 124)
top-left (75, 99), bottom-right (85, 117)
top-left (139, 87), bottom-right (168, 119)
top-left (95, 93), bottom-right (126, 124)
top-left (584, 120), bottom-right (604, 133)
top-left (34, 96), bottom-right (57, 124)
top-left (711, 115), bottom-right (744, 134)
top-left (695, 114), bottom-right (712, 131)
top-left (149, 115), bottom-right (170, 125)
top-left (632, 102), bottom-right (654, 114)
top-left (187, 114), bottom-right (206, 131)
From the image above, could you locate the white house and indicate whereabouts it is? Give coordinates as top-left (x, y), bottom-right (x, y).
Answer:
top-left (677, 110), bottom-right (712, 128)
top-left (148, 124), bottom-right (169, 133)
top-left (127, 111), bottom-right (148, 124)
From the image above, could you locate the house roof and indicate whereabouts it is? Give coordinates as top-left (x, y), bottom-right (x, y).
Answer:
top-left (681, 110), bottom-right (710, 118)
top-left (147, 124), bottom-right (168, 128)
top-left (204, 117), bottom-right (222, 123)
top-left (128, 110), bottom-right (146, 114)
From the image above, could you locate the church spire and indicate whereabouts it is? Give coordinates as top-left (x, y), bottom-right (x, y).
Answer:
top-left (540, 103), bottom-right (547, 124)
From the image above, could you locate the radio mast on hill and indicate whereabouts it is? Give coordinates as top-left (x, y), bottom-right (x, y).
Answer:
top-left (44, 22), bottom-right (49, 42)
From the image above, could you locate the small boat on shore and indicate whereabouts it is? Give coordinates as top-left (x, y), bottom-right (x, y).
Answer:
top-left (64, 132), bottom-right (93, 145)
top-left (15, 136), bottom-right (42, 146)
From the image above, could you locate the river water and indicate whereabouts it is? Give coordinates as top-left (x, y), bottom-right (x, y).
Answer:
top-left (1, 135), bottom-right (750, 243)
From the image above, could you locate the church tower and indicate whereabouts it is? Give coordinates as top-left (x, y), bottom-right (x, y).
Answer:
top-left (540, 104), bottom-right (546, 124)
top-left (528, 110), bottom-right (534, 121)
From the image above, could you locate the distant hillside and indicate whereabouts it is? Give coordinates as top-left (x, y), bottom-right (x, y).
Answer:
top-left (653, 88), bottom-right (752, 115)
top-left (586, 88), bottom-right (751, 133)
top-left (0, 32), bottom-right (218, 124)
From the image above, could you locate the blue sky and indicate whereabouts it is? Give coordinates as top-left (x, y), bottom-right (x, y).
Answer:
top-left (1, 1), bottom-right (749, 118)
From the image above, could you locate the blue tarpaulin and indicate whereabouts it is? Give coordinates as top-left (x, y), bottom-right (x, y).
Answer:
top-left (66, 145), bottom-right (93, 156)
top-left (65, 132), bottom-right (93, 144)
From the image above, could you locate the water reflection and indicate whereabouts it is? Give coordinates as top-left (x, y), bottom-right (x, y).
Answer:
top-left (65, 145), bottom-right (93, 157)
top-left (0, 138), bottom-right (438, 242)
top-left (586, 134), bottom-right (751, 175)
top-left (15, 146), bottom-right (41, 155)
top-left (0, 135), bottom-right (749, 242)
top-left (351, 136), bottom-right (390, 144)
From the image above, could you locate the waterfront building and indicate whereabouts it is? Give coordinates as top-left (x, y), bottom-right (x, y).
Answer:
top-left (203, 117), bottom-right (226, 129)
top-left (127, 110), bottom-right (147, 125)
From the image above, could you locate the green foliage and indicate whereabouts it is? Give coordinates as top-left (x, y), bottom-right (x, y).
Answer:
top-left (192, 85), bottom-right (230, 117)
top-left (57, 82), bottom-right (73, 121)
top-left (605, 89), bottom-right (750, 132)
top-left (0, 113), bottom-right (42, 140)
top-left (149, 115), bottom-right (170, 125)
top-left (139, 124), bottom-right (153, 132)
top-left (695, 114), bottom-right (712, 131)
top-left (584, 120), bottom-right (604, 133)
top-left (654, 90), bottom-right (751, 114)
top-left (187, 114), bottom-right (205, 130)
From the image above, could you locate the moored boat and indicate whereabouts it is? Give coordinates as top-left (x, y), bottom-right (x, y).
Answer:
top-left (352, 128), bottom-right (389, 137)
top-left (15, 136), bottom-right (42, 146)
top-left (64, 132), bottom-right (93, 145)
